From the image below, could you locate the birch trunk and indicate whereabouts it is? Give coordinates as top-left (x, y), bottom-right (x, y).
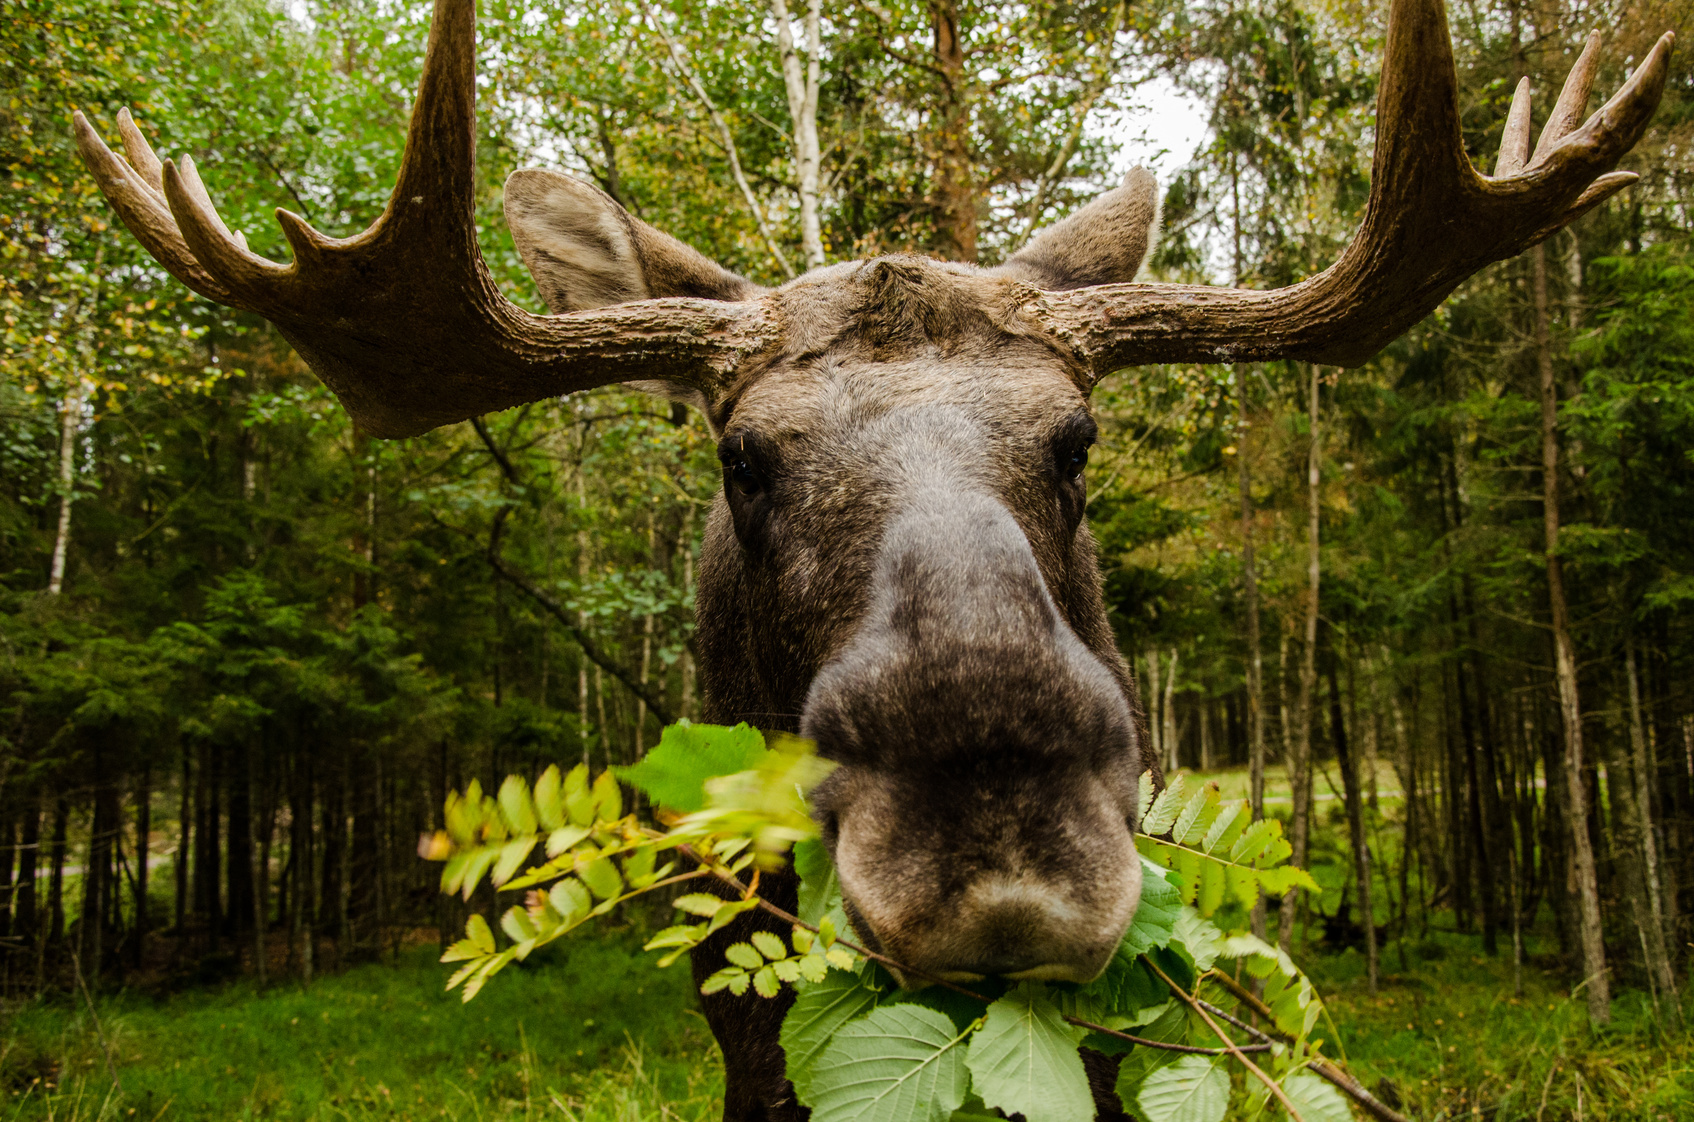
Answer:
top-left (770, 0), bottom-right (824, 269)
top-left (1145, 650), bottom-right (1162, 769)
top-left (47, 378), bottom-right (81, 595)
top-left (1162, 649), bottom-right (1180, 774)
top-left (1533, 240), bottom-right (1609, 1023)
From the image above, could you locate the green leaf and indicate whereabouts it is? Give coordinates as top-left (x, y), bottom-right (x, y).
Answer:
top-left (794, 837), bottom-right (840, 926)
top-left (546, 824), bottom-right (592, 858)
top-left (1282, 1070), bottom-right (1353, 1122)
top-left (564, 764), bottom-right (595, 826)
top-left (1111, 1001), bottom-right (1188, 1089)
top-left (726, 942), bottom-right (764, 970)
top-left (964, 984), bottom-right (1091, 1122)
top-left (1172, 782), bottom-right (1220, 847)
top-left (1137, 770), bottom-right (1156, 827)
top-left (465, 913), bottom-right (495, 955)
top-left (500, 905), bottom-right (538, 944)
top-left (804, 1004), bottom-right (969, 1122)
top-left (674, 893), bottom-right (725, 917)
top-left (533, 765), bottom-right (564, 831)
top-left (591, 769), bottom-right (623, 822)
top-left (783, 967), bottom-right (882, 1098)
top-left (1123, 860), bottom-right (1183, 955)
top-left (498, 775), bottom-right (537, 836)
top-left (616, 720), bottom-right (769, 813)
top-left (549, 877), bottom-right (592, 921)
top-left (1169, 908), bottom-right (1223, 973)
top-left (492, 837), bottom-right (535, 887)
top-left (1142, 775), bottom-right (1187, 836)
top-left (578, 856), bottom-right (623, 901)
top-left (752, 930), bottom-right (788, 961)
top-left (753, 964), bottom-right (782, 997)
top-left (1135, 1054), bottom-right (1229, 1122)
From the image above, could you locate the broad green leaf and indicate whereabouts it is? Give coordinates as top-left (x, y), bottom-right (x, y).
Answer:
top-left (1112, 1001), bottom-right (1188, 1088)
top-left (782, 967), bottom-right (882, 1097)
top-left (616, 720), bottom-right (769, 813)
top-left (804, 1004), bottom-right (968, 1122)
top-left (1136, 1054), bottom-right (1229, 1122)
top-left (964, 984), bottom-right (1091, 1122)
top-left (1122, 860), bottom-right (1183, 955)
top-left (1282, 1071), bottom-right (1353, 1122)
top-left (1169, 907), bottom-right (1222, 973)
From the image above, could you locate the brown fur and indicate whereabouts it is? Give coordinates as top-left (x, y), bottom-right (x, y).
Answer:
top-left (509, 168), bottom-right (1164, 1122)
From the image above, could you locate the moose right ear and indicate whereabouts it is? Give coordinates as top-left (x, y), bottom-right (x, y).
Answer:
top-left (996, 166), bottom-right (1161, 292)
top-left (504, 169), bottom-right (759, 312)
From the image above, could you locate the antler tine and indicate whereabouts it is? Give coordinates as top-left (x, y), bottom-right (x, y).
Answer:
top-left (1494, 78), bottom-right (1533, 178)
top-left (72, 109), bottom-right (242, 308)
top-left (160, 157), bottom-right (291, 302)
top-left (115, 108), bottom-right (164, 193)
top-left (1529, 31), bottom-right (1602, 168)
top-left (1040, 0), bottom-right (1673, 376)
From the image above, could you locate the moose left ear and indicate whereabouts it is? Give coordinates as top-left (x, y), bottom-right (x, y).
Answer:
top-left (996, 167), bottom-right (1161, 291)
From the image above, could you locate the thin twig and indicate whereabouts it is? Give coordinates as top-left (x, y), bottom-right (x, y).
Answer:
top-left (639, 2), bottom-right (795, 279)
top-left (1147, 957), bottom-right (1304, 1121)
top-left (1204, 969), bottom-right (1412, 1122)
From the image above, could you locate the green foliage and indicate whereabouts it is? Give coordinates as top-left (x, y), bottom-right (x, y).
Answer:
top-left (1136, 774), bottom-right (1321, 917)
top-left (431, 722), bottom-right (1346, 1121)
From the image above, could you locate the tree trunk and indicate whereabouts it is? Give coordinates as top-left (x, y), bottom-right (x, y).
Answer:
top-left (48, 797), bottom-right (68, 945)
top-left (1326, 630), bottom-right (1376, 993)
top-left (1161, 649), bottom-right (1180, 774)
top-left (16, 796), bottom-right (39, 941)
top-left (1623, 638), bottom-right (1678, 1019)
top-left (770, 0), bottom-right (824, 269)
top-left (1533, 240), bottom-right (1609, 1023)
top-left (175, 745), bottom-right (190, 937)
top-left (1145, 649), bottom-right (1163, 768)
top-left (1280, 363), bottom-right (1320, 953)
top-left (133, 765), bottom-right (150, 969)
top-left (928, 0), bottom-right (975, 261)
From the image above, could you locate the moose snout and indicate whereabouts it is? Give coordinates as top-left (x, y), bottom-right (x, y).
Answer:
top-left (800, 484), bottom-right (1145, 986)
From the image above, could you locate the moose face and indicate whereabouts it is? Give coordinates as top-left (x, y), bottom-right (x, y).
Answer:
top-left (686, 258), bottom-right (1154, 984)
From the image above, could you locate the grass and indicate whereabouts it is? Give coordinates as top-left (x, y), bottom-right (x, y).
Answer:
top-left (0, 930), bottom-right (722, 1121)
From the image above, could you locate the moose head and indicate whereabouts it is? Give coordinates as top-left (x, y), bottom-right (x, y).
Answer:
top-left (77, 0), bottom-right (1667, 1037)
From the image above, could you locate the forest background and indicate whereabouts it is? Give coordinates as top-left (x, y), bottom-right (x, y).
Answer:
top-left (1, 0), bottom-right (1692, 1117)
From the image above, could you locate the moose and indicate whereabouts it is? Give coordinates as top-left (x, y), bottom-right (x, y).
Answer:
top-left (75, 0), bottom-right (1669, 1116)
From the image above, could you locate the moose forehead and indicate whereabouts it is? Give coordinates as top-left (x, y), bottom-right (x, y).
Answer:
top-left (721, 255), bottom-right (1092, 447)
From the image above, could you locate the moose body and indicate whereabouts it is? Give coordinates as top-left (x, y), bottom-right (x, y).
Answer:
top-left (75, 0), bottom-right (1671, 1116)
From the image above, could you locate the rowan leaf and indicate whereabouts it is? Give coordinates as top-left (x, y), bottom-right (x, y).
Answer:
top-left (532, 765), bottom-right (564, 830)
top-left (616, 720), bottom-right (769, 813)
top-left (498, 774), bottom-right (537, 836)
top-left (1141, 775), bottom-right (1187, 836)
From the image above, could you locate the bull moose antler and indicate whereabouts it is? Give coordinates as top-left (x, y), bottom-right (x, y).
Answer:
top-left (1044, 15), bottom-right (1674, 372)
top-left (74, 0), bottom-right (1671, 434)
top-left (72, 0), bottom-right (775, 438)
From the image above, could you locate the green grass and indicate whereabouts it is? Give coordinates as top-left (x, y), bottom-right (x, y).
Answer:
top-left (0, 931), bottom-right (722, 1121)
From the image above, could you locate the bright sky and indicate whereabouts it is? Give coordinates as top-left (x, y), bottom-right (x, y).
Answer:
top-left (1107, 73), bottom-right (1215, 179)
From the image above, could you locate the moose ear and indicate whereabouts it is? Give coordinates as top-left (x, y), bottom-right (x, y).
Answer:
top-left (504, 169), bottom-right (758, 312)
top-left (997, 167), bottom-right (1161, 291)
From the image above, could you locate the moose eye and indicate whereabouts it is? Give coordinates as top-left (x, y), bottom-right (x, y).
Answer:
top-left (1066, 444), bottom-right (1090, 479)
top-left (726, 456), bottom-right (761, 496)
